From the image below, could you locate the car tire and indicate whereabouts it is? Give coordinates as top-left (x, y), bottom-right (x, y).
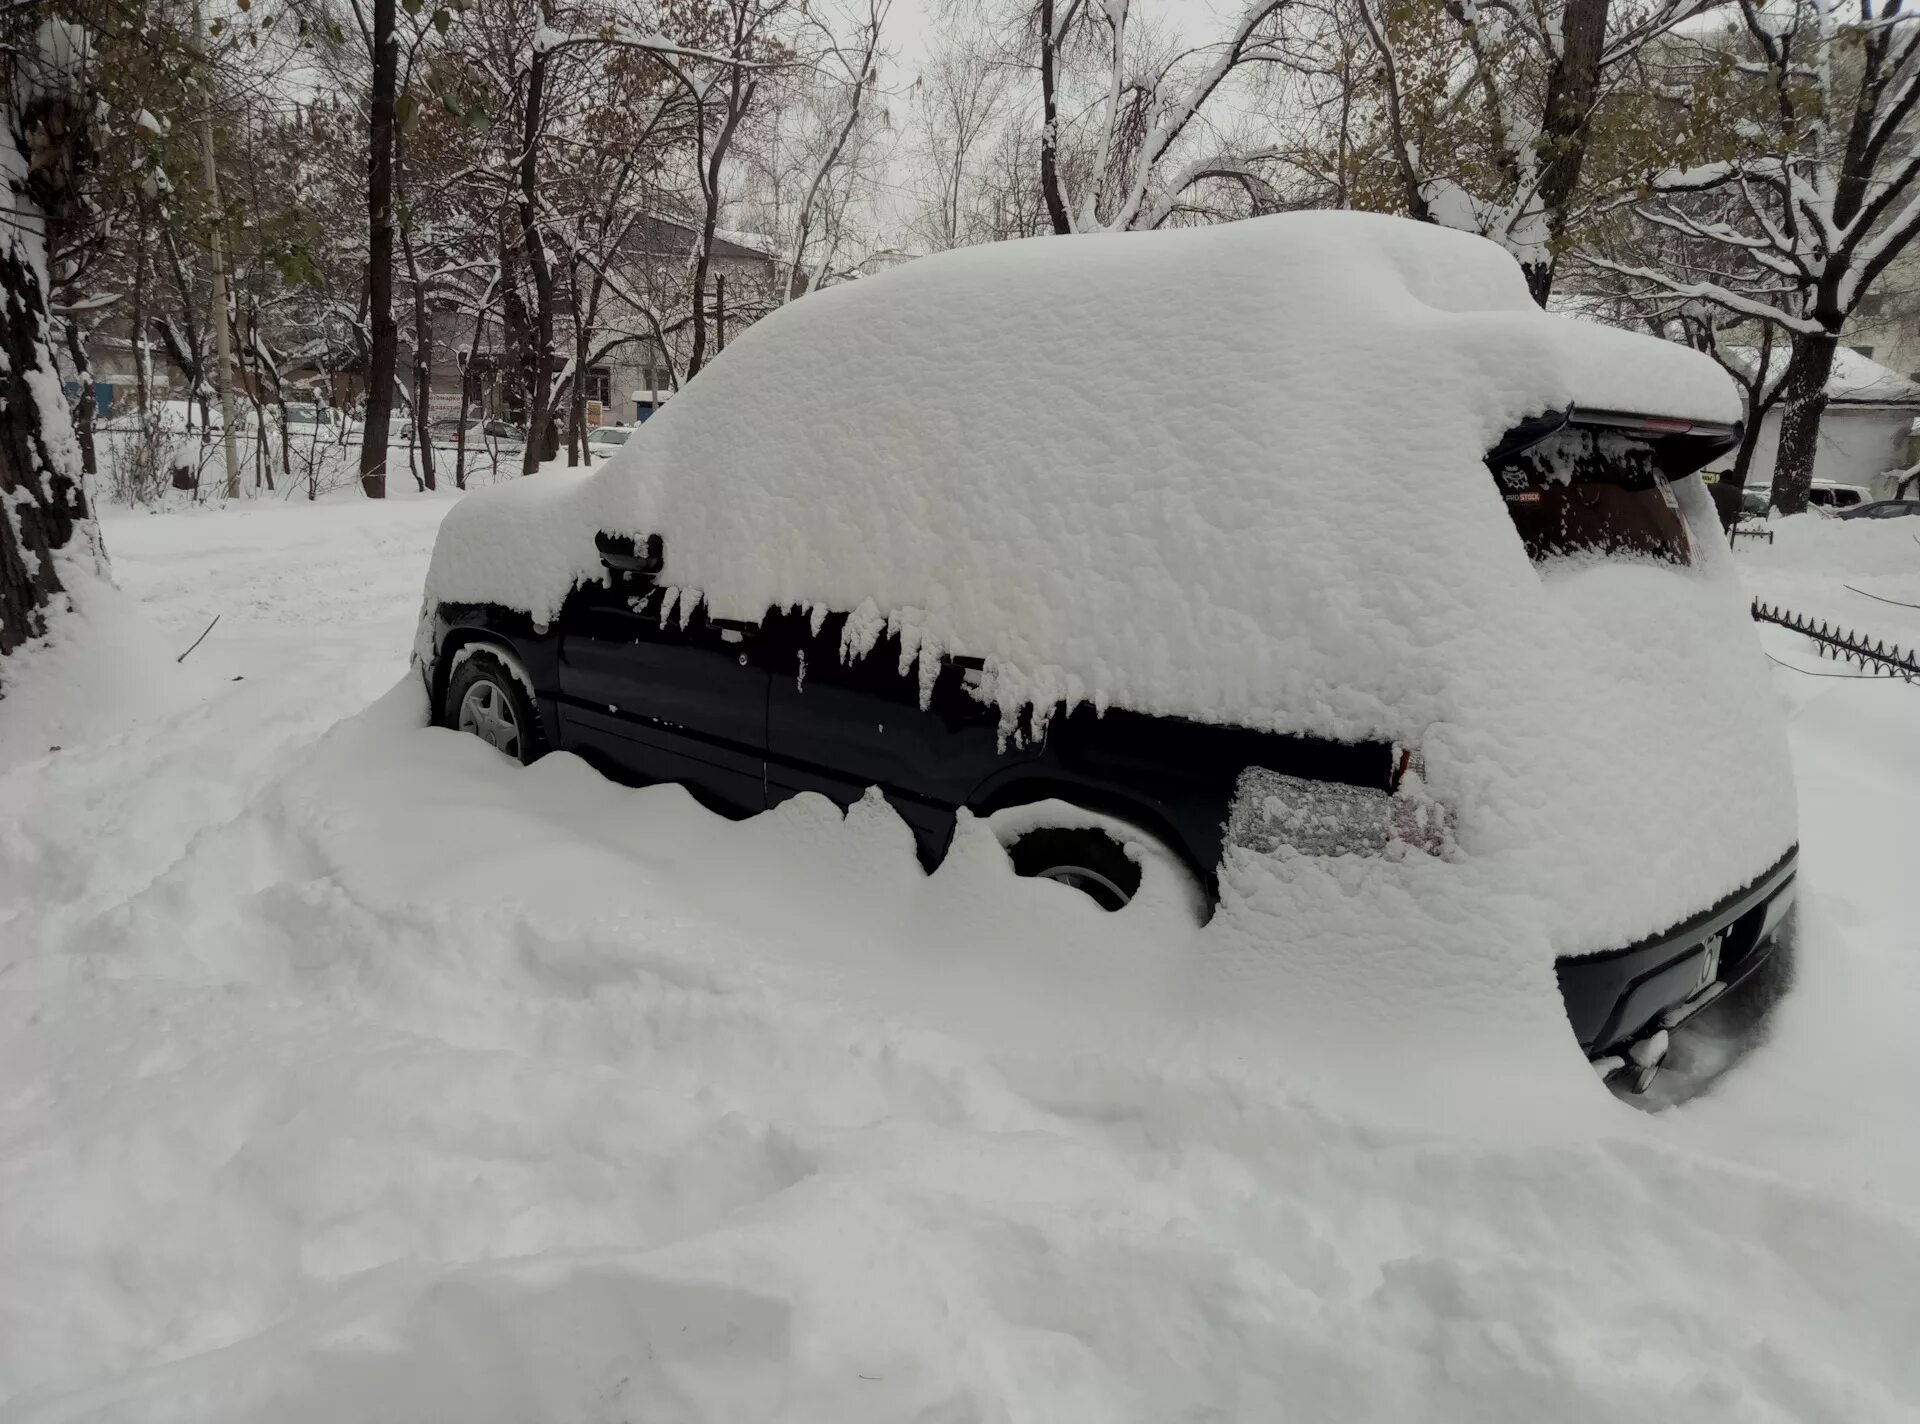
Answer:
top-left (1004, 826), bottom-right (1144, 911)
top-left (443, 647), bottom-right (547, 765)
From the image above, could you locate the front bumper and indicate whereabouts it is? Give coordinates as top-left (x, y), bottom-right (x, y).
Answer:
top-left (1556, 847), bottom-right (1797, 1079)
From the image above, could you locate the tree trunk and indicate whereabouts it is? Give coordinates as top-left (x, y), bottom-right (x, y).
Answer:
top-left (1771, 332), bottom-right (1836, 516)
top-left (131, 190), bottom-right (150, 418)
top-left (568, 309), bottom-right (588, 467)
top-left (1, 234), bottom-right (92, 667)
top-left (1728, 407), bottom-right (1767, 490)
top-left (401, 224), bottom-right (436, 491)
top-left (1524, 0), bottom-right (1609, 305)
top-left (454, 360), bottom-right (473, 490)
top-left (1038, 0), bottom-right (1072, 235)
top-left (498, 228), bottom-right (535, 437)
top-left (160, 232), bottom-right (208, 430)
top-left (455, 293), bottom-right (493, 490)
top-left (62, 319), bottom-right (97, 478)
top-left (517, 30), bottom-right (557, 476)
top-left (687, 66), bottom-right (754, 380)
top-left (359, 0), bottom-right (399, 499)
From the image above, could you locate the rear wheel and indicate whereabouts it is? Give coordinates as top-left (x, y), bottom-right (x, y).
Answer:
top-left (444, 648), bottom-right (546, 764)
top-left (1004, 826), bottom-right (1143, 911)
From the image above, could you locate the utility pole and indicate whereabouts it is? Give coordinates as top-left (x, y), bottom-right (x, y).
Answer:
top-left (191, 0), bottom-right (241, 499)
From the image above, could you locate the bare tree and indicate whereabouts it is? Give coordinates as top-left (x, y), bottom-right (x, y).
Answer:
top-left (1586, 1), bottom-right (1920, 512)
top-left (775, 0), bottom-right (890, 300)
top-left (1345, 0), bottom-right (1729, 302)
top-left (906, 2), bottom-right (1013, 249)
top-left (1035, 0), bottom-right (1297, 233)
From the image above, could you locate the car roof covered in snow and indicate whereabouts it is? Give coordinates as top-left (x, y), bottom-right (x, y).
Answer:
top-left (428, 210), bottom-right (1740, 728)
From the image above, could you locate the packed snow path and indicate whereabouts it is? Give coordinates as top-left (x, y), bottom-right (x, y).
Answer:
top-left (2, 495), bottom-right (1917, 1421)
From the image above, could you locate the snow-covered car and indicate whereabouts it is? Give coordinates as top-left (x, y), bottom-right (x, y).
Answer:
top-left (281, 402), bottom-right (337, 430)
top-left (415, 212), bottom-right (1798, 1092)
top-left (1836, 498), bottom-right (1920, 519)
top-left (1808, 480), bottom-right (1870, 510)
top-left (428, 416), bottom-right (482, 446)
top-left (589, 426), bottom-right (632, 449)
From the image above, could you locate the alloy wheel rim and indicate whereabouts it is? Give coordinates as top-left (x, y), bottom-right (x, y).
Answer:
top-left (1037, 864), bottom-right (1132, 908)
top-left (457, 679), bottom-right (521, 757)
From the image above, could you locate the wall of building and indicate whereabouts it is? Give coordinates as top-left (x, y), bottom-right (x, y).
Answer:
top-left (1847, 246), bottom-right (1920, 381)
top-left (1744, 405), bottom-right (1915, 496)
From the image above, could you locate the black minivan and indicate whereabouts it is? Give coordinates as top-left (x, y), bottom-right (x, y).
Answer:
top-left (419, 400), bottom-right (1795, 1093)
top-left (417, 213), bottom-right (1799, 1095)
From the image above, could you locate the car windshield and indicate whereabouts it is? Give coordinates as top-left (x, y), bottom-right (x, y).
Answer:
top-left (593, 429), bottom-right (629, 445)
top-left (1489, 426), bottom-right (1693, 566)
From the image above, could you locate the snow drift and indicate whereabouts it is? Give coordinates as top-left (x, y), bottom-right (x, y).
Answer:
top-left (0, 490), bottom-right (1908, 1424)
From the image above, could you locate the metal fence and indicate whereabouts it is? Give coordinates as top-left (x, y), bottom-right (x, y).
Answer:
top-left (1751, 599), bottom-right (1920, 681)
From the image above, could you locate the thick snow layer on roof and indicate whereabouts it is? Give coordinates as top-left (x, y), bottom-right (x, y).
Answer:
top-left (1724, 344), bottom-right (1920, 406)
top-left (427, 212), bottom-right (1787, 953)
top-left (1827, 347), bottom-right (1920, 403)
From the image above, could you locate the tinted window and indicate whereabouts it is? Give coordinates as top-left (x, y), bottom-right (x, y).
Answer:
top-left (1490, 428), bottom-right (1693, 566)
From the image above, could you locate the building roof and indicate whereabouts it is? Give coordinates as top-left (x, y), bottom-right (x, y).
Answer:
top-left (624, 213), bottom-right (775, 265)
top-left (1722, 344), bottom-right (1920, 406)
top-left (1827, 346), bottom-right (1920, 403)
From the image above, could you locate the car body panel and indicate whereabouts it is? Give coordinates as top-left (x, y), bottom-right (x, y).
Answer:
top-left (759, 608), bottom-right (1042, 867)
top-left (554, 581), bottom-right (768, 816)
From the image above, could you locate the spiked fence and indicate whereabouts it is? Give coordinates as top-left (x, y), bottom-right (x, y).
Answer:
top-left (1751, 600), bottom-right (1920, 681)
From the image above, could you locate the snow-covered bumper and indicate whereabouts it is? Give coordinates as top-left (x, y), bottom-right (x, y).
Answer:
top-left (1558, 846), bottom-right (1797, 1091)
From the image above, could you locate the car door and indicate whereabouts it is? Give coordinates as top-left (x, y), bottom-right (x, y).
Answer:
top-left (762, 607), bottom-right (1040, 865)
top-left (555, 577), bottom-right (769, 817)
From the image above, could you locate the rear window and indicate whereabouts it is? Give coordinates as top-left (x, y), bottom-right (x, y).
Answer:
top-left (1490, 427), bottom-right (1693, 566)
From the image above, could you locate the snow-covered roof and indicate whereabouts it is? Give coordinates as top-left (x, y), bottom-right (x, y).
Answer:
top-left (427, 212), bottom-right (1787, 958)
top-left (1723, 344), bottom-right (1920, 406)
top-left (713, 226), bottom-right (777, 256)
top-left (1828, 347), bottom-right (1920, 403)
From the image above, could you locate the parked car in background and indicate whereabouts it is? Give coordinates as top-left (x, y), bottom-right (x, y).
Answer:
top-left (482, 420), bottom-right (527, 452)
top-left (589, 426), bottom-right (632, 451)
top-left (429, 417), bottom-right (483, 448)
top-left (418, 212), bottom-right (1797, 1096)
top-left (282, 403), bottom-right (337, 430)
top-left (1836, 498), bottom-right (1920, 520)
top-left (1808, 480), bottom-right (1870, 510)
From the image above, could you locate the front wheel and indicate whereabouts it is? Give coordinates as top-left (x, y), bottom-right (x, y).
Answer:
top-left (443, 647), bottom-right (546, 764)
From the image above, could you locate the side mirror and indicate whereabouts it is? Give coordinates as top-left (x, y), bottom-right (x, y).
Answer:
top-left (596, 531), bottom-right (663, 580)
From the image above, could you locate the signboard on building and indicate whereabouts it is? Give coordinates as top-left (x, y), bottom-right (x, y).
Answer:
top-left (586, 400), bottom-right (603, 429)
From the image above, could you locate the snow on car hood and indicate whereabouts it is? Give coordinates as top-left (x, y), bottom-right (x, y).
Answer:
top-left (425, 211), bottom-right (1790, 967)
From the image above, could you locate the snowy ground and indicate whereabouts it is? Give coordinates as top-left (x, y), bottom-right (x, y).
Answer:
top-left (2, 493), bottom-right (1917, 1421)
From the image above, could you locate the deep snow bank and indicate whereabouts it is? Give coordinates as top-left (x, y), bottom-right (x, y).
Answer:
top-left (1, 497), bottom-right (1915, 1422)
top-left (3, 678), bottom-right (1915, 1424)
